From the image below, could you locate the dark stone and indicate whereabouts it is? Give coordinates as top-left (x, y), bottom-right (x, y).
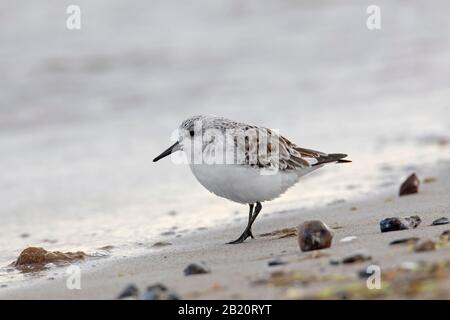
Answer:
top-left (380, 216), bottom-right (421, 232)
top-left (297, 220), bottom-right (333, 252)
top-left (441, 230), bottom-right (450, 238)
top-left (342, 251), bottom-right (372, 264)
top-left (399, 173), bottom-right (420, 196)
top-left (141, 284), bottom-right (179, 300)
top-left (389, 237), bottom-right (420, 245)
top-left (380, 218), bottom-right (407, 232)
top-left (431, 217), bottom-right (449, 226)
top-left (268, 258), bottom-right (287, 267)
top-left (151, 241), bottom-right (172, 247)
top-left (183, 262), bottom-right (210, 276)
top-left (404, 216), bottom-right (422, 228)
top-left (117, 284), bottom-right (139, 300)
top-left (329, 258), bottom-right (340, 266)
top-left (358, 269), bottom-right (371, 279)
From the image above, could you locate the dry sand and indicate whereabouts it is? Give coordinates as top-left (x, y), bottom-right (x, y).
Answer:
top-left (1, 163), bottom-right (450, 300)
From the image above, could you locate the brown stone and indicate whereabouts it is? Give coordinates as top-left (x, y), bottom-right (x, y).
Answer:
top-left (399, 173), bottom-right (420, 196)
top-left (14, 247), bottom-right (86, 269)
top-left (297, 220), bottom-right (333, 252)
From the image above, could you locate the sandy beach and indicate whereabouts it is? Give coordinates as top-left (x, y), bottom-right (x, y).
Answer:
top-left (2, 160), bottom-right (449, 300)
top-left (1, 0), bottom-right (450, 300)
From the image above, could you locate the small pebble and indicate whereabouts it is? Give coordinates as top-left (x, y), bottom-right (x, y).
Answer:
top-left (151, 241), bottom-right (172, 247)
top-left (380, 216), bottom-right (421, 232)
top-left (297, 220), bottom-right (333, 252)
top-left (399, 173), bottom-right (420, 196)
top-left (389, 237), bottom-right (420, 245)
top-left (141, 284), bottom-right (179, 300)
top-left (414, 240), bottom-right (436, 252)
top-left (329, 258), bottom-right (340, 266)
top-left (341, 250), bottom-right (372, 264)
top-left (431, 217), bottom-right (449, 226)
top-left (404, 216), bottom-right (422, 228)
top-left (267, 258), bottom-right (287, 267)
top-left (358, 269), bottom-right (372, 279)
top-left (184, 262), bottom-right (210, 276)
top-left (330, 250), bottom-right (372, 265)
top-left (117, 284), bottom-right (139, 300)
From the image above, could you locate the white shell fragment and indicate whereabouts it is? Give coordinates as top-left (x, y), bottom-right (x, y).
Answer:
top-left (339, 236), bottom-right (357, 243)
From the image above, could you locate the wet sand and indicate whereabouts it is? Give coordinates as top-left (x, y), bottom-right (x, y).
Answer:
top-left (1, 162), bottom-right (449, 299)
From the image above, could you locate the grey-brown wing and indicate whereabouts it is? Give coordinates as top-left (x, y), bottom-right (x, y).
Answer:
top-left (279, 135), bottom-right (349, 169)
top-left (232, 128), bottom-right (315, 170)
top-left (232, 126), bottom-right (349, 170)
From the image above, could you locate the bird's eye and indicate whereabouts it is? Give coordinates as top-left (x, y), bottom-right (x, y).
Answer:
top-left (189, 130), bottom-right (195, 137)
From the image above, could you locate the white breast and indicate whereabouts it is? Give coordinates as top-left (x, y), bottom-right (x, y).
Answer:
top-left (189, 164), bottom-right (317, 204)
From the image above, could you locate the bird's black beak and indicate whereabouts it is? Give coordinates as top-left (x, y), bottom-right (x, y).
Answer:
top-left (153, 141), bottom-right (181, 162)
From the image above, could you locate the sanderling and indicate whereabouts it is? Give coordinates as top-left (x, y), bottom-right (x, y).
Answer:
top-left (153, 115), bottom-right (351, 244)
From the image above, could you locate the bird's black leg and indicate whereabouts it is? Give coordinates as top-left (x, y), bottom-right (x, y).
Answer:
top-left (247, 203), bottom-right (255, 239)
top-left (227, 204), bottom-right (254, 244)
top-left (227, 202), bottom-right (262, 244)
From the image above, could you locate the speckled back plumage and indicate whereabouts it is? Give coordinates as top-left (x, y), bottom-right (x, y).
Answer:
top-left (179, 115), bottom-right (348, 172)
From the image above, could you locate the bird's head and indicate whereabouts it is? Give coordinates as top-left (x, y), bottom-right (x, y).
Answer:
top-left (153, 115), bottom-right (216, 162)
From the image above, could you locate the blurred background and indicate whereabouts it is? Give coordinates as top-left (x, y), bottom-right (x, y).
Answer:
top-left (1, 1), bottom-right (449, 276)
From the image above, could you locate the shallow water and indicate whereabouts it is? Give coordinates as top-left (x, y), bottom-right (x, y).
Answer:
top-left (1, 0), bottom-right (450, 284)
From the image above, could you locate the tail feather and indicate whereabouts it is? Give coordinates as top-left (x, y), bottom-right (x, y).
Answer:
top-left (312, 153), bottom-right (351, 166)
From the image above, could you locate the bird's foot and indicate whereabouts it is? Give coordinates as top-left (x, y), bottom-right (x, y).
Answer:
top-left (227, 229), bottom-right (254, 244)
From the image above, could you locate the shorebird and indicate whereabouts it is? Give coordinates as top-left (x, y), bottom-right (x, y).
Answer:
top-left (153, 115), bottom-right (350, 244)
